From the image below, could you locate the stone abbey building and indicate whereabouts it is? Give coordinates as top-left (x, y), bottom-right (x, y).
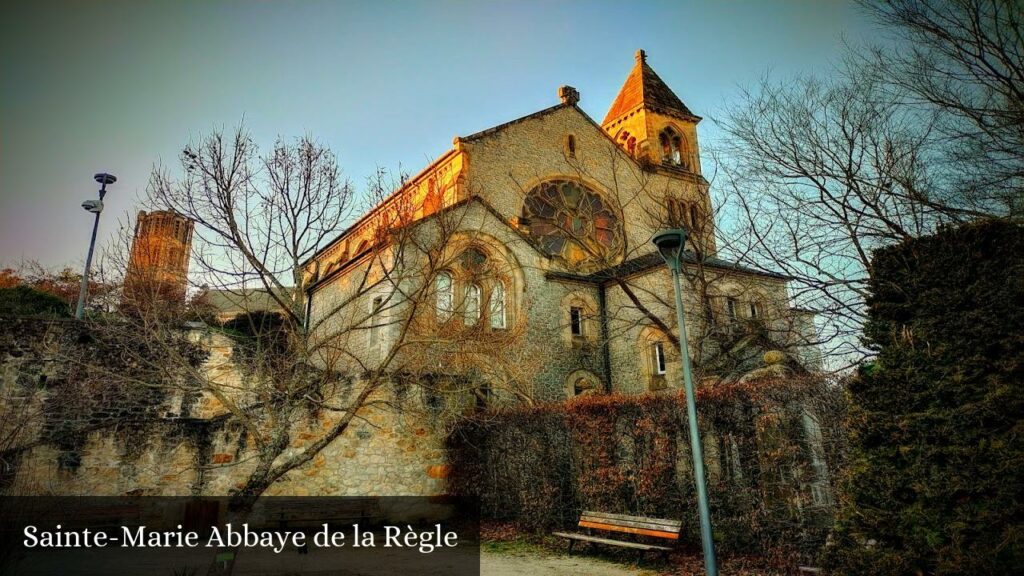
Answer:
top-left (304, 50), bottom-right (818, 400)
top-left (2, 51), bottom-right (821, 498)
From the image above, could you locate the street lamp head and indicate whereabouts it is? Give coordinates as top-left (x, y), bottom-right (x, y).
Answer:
top-left (652, 228), bottom-right (688, 272)
top-left (94, 173), bottom-right (117, 185)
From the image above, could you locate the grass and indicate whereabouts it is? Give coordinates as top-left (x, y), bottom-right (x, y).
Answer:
top-left (481, 538), bottom-right (553, 556)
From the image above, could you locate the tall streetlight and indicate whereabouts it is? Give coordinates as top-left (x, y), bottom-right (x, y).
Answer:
top-left (652, 228), bottom-right (718, 576)
top-left (75, 173), bottom-right (116, 319)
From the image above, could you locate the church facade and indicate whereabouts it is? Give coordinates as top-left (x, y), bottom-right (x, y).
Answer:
top-left (304, 51), bottom-right (819, 402)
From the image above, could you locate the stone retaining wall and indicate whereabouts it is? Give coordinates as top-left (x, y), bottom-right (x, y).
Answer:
top-left (1, 317), bottom-right (446, 496)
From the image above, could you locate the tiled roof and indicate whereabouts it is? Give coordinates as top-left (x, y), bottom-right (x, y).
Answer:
top-left (594, 251), bottom-right (788, 280)
top-left (195, 288), bottom-right (290, 316)
top-left (602, 51), bottom-right (697, 125)
top-left (546, 251), bottom-right (790, 284)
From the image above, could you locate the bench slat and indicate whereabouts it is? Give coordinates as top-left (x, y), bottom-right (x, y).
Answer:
top-left (552, 532), bottom-right (673, 552)
top-left (580, 515), bottom-right (682, 533)
top-left (581, 510), bottom-right (682, 529)
top-left (578, 520), bottom-right (680, 540)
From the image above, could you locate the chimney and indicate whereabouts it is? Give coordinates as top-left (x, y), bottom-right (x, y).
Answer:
top-left (558, 85), bottom-right (580, 106)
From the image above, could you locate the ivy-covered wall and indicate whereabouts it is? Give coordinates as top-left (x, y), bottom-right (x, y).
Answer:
top-left (0, 317), bottom-right (212, 494)
top-left (445, 378), bottom-right (844, 563)
top-left (0, 318), bottom-right (450, 497)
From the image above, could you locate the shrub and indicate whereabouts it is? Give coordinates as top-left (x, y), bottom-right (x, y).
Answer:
top-left (827, 219), bottom-right (1024, 575)
top-left (0, 285), bottom-right (70, 317)
top-left (221, 311), bottom-right (291, 353)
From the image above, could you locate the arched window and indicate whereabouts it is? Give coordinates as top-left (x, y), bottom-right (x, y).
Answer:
top-left (570, 306), bottom-right (584, 337)
top-left (435, 247), bottom-right (515, 331)
top-left (659, 127), bottom-right (683, 166)
top-left (464, 283), bottom-right (481, 326)
top-left (651, 341), bottom-right (667, 375)
top-left (647, 340), bottom-right (669, 391)
top-left (566, 135), bottom-right (576, 158)
top-left (689, 203), bottom-right (699, 228)
top-left (726, 297), bottom-right (738, 322)
top-left (565, 370), bottom-right (601, 398)
top-left (573, 376), bottom-right (595, 395)
top-left (667, 199), bottom-right (689, 227)
top-left (424, 177), bottom-right (442, 214)
top-left (369, 296), bottom-right (384, 349)
top-left (436, 272), bottom-right (453, 321)
top-left (489, 283), bottom-right (506, 329)
top-left (666, 199), bottom-right (677, 226)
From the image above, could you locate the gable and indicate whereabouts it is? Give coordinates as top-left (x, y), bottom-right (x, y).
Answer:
top-left (458, 103), bottom-right (708, 270)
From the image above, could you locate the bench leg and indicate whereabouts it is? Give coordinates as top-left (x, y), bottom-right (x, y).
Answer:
top-left (567, 540), bottom-right (575, 555)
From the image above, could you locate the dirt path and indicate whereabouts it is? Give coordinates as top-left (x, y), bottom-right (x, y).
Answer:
top-left (481, 548), bottom-right (655, 576)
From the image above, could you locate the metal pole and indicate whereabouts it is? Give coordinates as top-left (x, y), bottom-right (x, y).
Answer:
top-left (670, 265), bottom-right (718, 576)
top-left (75, 182), bottom-right (109, 319)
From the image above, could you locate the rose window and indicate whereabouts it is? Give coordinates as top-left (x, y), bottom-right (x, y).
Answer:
top-left (522, 179), bottom-right (623, 266)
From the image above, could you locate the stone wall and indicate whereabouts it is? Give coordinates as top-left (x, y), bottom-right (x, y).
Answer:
top-left (307, 199), bottom-right (611, 402)
top-left (604, 266), bottom-right (797, 394)
top-left (1, 317), bottom-right (447, 497)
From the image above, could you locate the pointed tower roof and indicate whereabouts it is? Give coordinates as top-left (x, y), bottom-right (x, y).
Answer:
top-left (602, 50), bottom-right (698, 125)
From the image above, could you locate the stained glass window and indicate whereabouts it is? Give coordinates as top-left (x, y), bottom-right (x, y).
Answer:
top-left (522, 180), bottom-right (623, 266)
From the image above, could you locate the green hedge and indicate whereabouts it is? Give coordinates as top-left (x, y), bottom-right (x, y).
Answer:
top-left (827, 219), bottom-right (1024, 575)
top-left (446, 378), bottom-right (844, 562)
top-left (0, 285), bottom-right (70, 317)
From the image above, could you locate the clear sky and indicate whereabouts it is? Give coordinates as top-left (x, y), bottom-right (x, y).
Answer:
top-left (1, 0), bottom-right (883, 269)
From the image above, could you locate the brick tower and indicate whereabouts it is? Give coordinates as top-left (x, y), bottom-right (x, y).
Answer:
top-left (123, 210), bottom-right (193, 311)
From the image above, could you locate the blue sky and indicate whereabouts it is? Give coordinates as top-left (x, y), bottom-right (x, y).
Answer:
top-left (0, 0), bottom-right (883, 268)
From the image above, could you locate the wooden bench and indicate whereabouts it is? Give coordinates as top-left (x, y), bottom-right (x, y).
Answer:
top-left (553, 511), bottom-right (682, 559)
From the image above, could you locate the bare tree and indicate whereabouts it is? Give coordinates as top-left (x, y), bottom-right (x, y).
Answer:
top-left (71, 126), bottom-right (548, 574)
top-left (713, 0), bottom-right (1022, 366)
top-left (148, 126), bottom-right (354, 325)
top-left (860, 0), bottom-right (1024, 215)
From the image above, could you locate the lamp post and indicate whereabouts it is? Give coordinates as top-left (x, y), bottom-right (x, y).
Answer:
top-left (652, 228), bottom-right (718, 576)
top-left (75, 173), bottom-right (116, 320)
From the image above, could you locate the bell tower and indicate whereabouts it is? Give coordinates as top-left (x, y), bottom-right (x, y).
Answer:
top-left (123, 210), bottom-right (193, 313)
top-left (602, 50), bottom-right (702, 175)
